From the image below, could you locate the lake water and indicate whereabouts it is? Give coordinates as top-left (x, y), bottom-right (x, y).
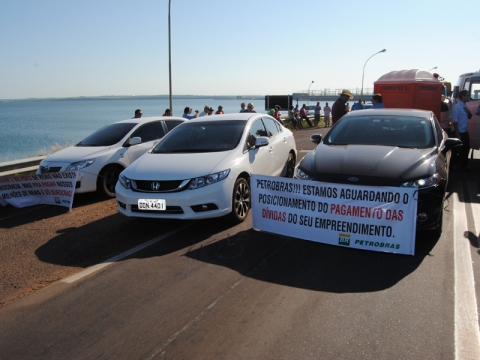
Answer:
top-left (0, 98), bottom-right (357, 162)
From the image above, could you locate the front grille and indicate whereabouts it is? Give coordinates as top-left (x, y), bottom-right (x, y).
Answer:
top-left (40, 166), bottom-right (62, 173)
top-left (131, 205), bottom-right (184, 214)
top-left (132, 179), bottom-right (189, 193)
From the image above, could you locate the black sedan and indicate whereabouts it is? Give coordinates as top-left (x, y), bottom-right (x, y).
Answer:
top-left (294, 109), bottom-right (462, 234)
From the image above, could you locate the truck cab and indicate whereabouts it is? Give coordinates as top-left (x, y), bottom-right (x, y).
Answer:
top-left (452, 71), bottom-right (480, 150)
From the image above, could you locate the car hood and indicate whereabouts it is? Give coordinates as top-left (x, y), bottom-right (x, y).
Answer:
top-left (311, 144), bottom-right (436, 183)
top-left (123, 151), bottom-right (232, 180)
top-left (41, 145), bottom-right (112, 163)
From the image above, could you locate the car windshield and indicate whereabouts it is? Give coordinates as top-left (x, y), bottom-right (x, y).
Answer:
top-left (324, 115), bottom-right (435, 148)
top-left (152, 120), bottom-right (246, 153)
top-left (77, 123), bottom-right (137, 146)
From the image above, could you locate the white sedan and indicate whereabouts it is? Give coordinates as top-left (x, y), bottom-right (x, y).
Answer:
top-left (116, 113), bottom-right (297, 223)
top-left (37, 116), bottom-right (185, 198)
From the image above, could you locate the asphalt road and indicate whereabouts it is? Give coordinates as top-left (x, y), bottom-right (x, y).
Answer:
top-left (0, 125), bottom-right (479, 359)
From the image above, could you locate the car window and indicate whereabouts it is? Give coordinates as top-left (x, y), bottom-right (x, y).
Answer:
top-left (262, 117), bottom-right (280, 137)
top-left (152, 120), bottom-right (246, 153)
top-left (130, 121), bottom-right (165, 143)
top-left (468, 77), bottom-right (480, 100)
top-left (432, 115), bottom-right (444, 144)
top-left (324, 115), bottom-right (435, 148)
top-left (246, 119), bottom-right (268, 148)
top-left (165, 120), bottom-right (184, 132)
top-left (77, 123), bottom-right (137, 147)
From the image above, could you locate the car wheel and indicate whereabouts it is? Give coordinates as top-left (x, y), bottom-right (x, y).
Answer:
top-left (97, 165), bottom-right (123, 198)
top-left (285, 152), bottom-right (295, 178)
top-left (229, 177), bottom-right (250, 223)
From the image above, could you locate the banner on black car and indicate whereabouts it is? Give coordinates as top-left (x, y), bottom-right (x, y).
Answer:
top-left (251, 174), bottom-right (417, 256)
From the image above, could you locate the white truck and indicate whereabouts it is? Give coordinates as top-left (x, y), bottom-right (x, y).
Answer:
top-left (451, 70), bottom-right (480, 151)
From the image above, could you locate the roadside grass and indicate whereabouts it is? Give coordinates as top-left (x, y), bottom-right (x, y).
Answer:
top-left (282, 116), bottom-right (327, 132)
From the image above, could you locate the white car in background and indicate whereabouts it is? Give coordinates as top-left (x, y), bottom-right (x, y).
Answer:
top-left (116, 113), bottom-right (297, 223)
top-left (37, 116), bottom-right (185, 198)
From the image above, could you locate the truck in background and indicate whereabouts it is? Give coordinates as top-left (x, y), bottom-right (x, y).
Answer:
top-left (451, 71), bottom-right (480, 151)
top-left (373, 69), bottom-right (480, 151)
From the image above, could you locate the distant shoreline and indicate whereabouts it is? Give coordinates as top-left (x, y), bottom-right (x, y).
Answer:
top-left (0, 95), bottom-right (266, 102)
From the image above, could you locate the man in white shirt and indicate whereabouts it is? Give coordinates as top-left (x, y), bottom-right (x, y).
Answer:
top-left (199, 105), bottom-right (210, 117)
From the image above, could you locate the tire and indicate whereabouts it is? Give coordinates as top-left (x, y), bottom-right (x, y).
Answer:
top-left (97, 165), bottom-right (123, 198)
top-left (284, 152), bottom-right (295, 178)
top-left (228, 177), bottom-right (251, 223)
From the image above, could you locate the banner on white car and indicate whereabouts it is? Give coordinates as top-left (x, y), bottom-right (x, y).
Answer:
top-left (0, 171), bottom-right (77, 211)
top-left (251, 174), bottom-right (417, 256)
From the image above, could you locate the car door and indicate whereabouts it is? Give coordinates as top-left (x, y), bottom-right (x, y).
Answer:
top-left (262, 117), bottom-right (287, 176)
top-left (125, 121), bottom-right (166, 165)
top-left (246, 119), bottom-right (275, 175)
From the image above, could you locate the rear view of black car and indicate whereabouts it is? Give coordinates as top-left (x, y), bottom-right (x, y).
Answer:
top-left (294, 109), bottom-right (462, 234)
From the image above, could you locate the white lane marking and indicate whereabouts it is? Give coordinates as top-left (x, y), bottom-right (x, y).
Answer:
top-left (454, 189), bottom-right (480, 359)
top-left (467, 182), bottom-right (480, 247)
top-left (300, 150), bottom-right (313, 153)
top-left (62, 222), bottom-right (195, 284)
top-left (144, 279), bottom-right (245, 360)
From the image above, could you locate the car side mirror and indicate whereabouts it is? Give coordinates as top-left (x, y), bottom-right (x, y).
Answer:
top-left (255, 136), bottom-right (269, 148)
top-left (128, 137), bottom-right (142, 146)
top-left (310, 134), bottom-right (322, 145)
top-left (444, 137), bottom-right (462, 151)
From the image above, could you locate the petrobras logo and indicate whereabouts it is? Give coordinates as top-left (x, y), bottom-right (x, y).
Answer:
top-left (338, 233), bottom-right (350, 246)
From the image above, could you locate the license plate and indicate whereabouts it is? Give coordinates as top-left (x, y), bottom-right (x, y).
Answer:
top-left (138, 199), bottom-right (166, 211)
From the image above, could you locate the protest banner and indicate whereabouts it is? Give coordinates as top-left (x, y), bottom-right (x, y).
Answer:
top-left (0, 171), bottom-right (77, 211)
top-left (251, 174), bottom-right (417, 255)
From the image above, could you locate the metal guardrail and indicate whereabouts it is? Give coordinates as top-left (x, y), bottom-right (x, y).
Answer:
top-left (0, 156), bottom-right (45, 177)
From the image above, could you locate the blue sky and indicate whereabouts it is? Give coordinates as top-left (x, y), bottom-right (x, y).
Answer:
top-left (1, 0), bottom-right (478, 99)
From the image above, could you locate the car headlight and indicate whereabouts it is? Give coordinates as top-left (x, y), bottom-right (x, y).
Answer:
top-left (401, 174), bottom-right (440, 188)
top-left (119, 173), bottom-right (132, 189)
top-left (294, 167), bottom-right (313, 180)
top-left (188, 169), bottom-right (230, 189)
top-left (65, 159), bottom-right (95, 171)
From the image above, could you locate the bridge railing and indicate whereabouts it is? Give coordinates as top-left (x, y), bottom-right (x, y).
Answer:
top-left (297, 88), bottom-right (374, 97)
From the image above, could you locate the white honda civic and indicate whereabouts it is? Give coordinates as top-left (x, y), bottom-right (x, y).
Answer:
top-left (115, 113), bottom-right (297, 223)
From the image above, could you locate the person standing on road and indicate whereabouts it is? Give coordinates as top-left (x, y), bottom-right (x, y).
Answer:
top-left (299, 104), bottom-right (313, 128)
top-left (240, 102), bottom-right (247, 113)
top-left (314, 102), bottom-right (322, 126)
top-left (323, 102), bottom-right (331, 127)
top-left (182, 107), bottom-right (199, 120)
top-left (351, 99), bottom-right (364, 111)
top-left (452, 89), bottom-right (473, 171)
top-left (162, 109), bottom-right (172, 116)
top-left (245, 103), bottom-right (256, 113)
top-left (371, 94), bottom-right (386, 109)
top-left (215, 106), bottom-right (224, 115)
top-left (133, 109), bottom-right (142, 118)
top-left (199, 105), bottom-right (210, 117)
top-left (332, 89), bottom-right (353, 125)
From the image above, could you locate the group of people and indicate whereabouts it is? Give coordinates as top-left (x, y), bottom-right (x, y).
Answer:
top-left (284, 103), bottom-right (333, 129)
top-left (331, 90), bottom-right (385, 126)
top-left (182, 105), bottom-right (226, 120)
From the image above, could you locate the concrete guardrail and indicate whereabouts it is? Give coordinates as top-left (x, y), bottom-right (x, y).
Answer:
top-left (0, 156), bottom-right (45, 177)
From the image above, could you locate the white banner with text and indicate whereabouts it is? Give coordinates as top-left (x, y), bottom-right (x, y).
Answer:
top-left (0, 171), bottom-right (77, 211)
top-left (251, 175), bottom-right (417, 255)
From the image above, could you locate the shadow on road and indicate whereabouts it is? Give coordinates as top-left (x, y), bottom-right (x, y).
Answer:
top-left (182, 225), bottom-right (439, 294)
top-left (34, 214), bottom-right (188, 268)
top-left (0, 193), bottom-right (112, 229)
